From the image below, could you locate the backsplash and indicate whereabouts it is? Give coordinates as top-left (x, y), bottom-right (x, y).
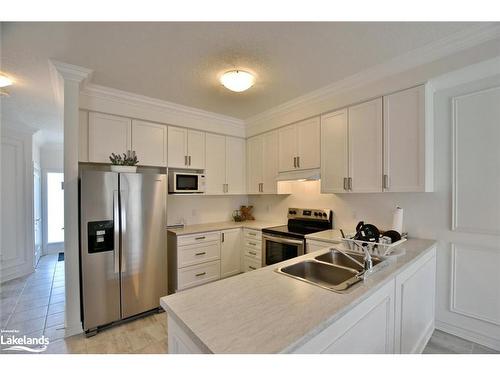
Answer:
top-left (167, 194), bottom-right (249, 226)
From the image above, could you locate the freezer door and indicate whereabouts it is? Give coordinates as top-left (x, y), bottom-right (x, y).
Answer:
top-left (120, 173), bottom-right (167, 319)
top-left (80, 171), bottom-right (121, 331)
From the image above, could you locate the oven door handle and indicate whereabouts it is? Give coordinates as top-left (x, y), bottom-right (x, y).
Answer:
top-left (262, 234), bottom-right (304, 246)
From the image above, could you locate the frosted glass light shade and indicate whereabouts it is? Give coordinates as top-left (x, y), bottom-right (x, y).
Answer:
top-left (220, 70), bottom-right (255, 92)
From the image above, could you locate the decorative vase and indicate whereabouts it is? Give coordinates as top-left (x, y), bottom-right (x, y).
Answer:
top-left (110, 165), bottom-right (137, 173)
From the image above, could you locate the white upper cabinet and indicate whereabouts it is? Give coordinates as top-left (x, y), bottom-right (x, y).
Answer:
top-left (348, 98), bottom-right (383, 193)
top-left (262, 130), bottom-right (279, 193)
top-left (205, 133), bottom-right (226, 194)
top-left (247, 136), bottom-right (263, 194)
top-left (220, 229), bottom-right (242, 278)
top-left (131, 120), bottom-right (167, 167)
top-left (321, 109), bottom-right (349, 193)
top-left (205, 134), bottom-right (246, 195)
top-left (278, 117), bottom-right (320, 172)
top-left (225, 137), bottom-right (246, 194)
top-left (383, 85), bottom-right (432, 192)
top-left (168, 127), bottom-right (205, 169)
top-left (88, 112), bottom-right (132, 163)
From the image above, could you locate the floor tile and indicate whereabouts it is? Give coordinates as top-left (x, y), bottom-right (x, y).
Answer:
top-left (45, 311), bottom-right (65, 328)
top-left (47, 302), bottom-right (65, 315)
top-left (44, 324), bottom-right (66, 342)
top-left (49, 293), bottom-right (65, 304)
top-left (6, 316), bottom-right (46, 335)
top-left (8, 305), bottom-right (48, 325)
top-left (472, 343), bottom-right (500, 354)
top-left (136, 340), bottom-right (168, 354)
top-left (14, 295), bottom-right (50, 313)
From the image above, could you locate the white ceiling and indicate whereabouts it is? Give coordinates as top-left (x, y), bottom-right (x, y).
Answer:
top-left (0, 22), bottom-right (491, 142)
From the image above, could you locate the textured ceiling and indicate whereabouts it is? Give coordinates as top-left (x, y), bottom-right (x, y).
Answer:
top-left (0, 22), bottom-right (489, 142)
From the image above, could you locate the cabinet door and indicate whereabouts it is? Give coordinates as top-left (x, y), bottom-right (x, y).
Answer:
top-left (278, 124), bottom-right (297, 172)
top-left (131, 120), bottom-right (167, 167)
top-left (262, 130), bottom-right (279, 193)
top-left (383, 85), bottom-right (426, 192)
top-left (220, 229), bottom-right (241, 278)
top-left (226, 137), bottom-right (246, 194)
top-left (168, 126), bottom-right (188, 168)
top-left (348, 98), bottom-right (383, 193)
top-left (187, 130), bottom-right (205, 169)
top-left (88, 112), bottom-right (132, 163)
top-left (296, 117), bottom-right (320, 170)
top-left (246, 136), bottom-right (263, 194)
top-left (321, 109), bottom-right (349, 193)
top-left (205, 133), bottom-right (226, 194)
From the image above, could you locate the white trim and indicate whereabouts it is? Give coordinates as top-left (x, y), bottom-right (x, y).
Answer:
top-left (245, 24), bottom-right (500, 127)
top-left (450, 243), bottom-right (500, 326)
top-left (436, 320), bottom-right (500, 352)
top-left (49, 60), bottom-right (93, 106)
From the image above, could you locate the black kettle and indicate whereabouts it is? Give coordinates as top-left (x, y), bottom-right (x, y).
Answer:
top-left (354, 221), bottom-right (380, 242)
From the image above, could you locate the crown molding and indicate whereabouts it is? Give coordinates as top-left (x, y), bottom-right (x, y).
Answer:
top-left (245, 23), bottom-right (500, 127)
top-left (81, 83), bottom-right (245, 129)
top-left (48, 59), bottom-right (93, 106)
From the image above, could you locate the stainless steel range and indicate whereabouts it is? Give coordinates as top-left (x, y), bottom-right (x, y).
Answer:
top-left (261, 208), bottom-right (332, 266)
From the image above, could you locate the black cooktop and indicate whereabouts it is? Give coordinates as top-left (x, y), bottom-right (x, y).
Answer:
top-left (262, 221), bottom-right (331, 240)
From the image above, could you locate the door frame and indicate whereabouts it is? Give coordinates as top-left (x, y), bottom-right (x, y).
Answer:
top-left (42, 167), bottom-right (65, 255)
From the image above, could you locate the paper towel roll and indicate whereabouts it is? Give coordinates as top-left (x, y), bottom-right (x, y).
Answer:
top-left (392, 206), bottom-right (403, 234)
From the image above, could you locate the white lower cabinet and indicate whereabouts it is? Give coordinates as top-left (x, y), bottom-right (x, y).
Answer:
top-left (242, 229), bottom-right (262, 271)
top-left (220, 229), bottom-right (242, 278)
top-left (306, 239), bottom-right (339, 253)
top-left (242, 256), bottom-right (261, 273)
top-left (177, 261), bottom-right (221, 291)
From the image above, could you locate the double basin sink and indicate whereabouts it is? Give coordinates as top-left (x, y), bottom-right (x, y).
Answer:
top-left (276, 248), bottom-right (388, 293)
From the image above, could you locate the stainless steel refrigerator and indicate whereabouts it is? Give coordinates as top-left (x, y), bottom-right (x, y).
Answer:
top-left (79, 170), bottom-right (167, 334)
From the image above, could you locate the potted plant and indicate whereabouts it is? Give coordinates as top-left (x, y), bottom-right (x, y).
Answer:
top-left (109, 150), bottom-right (139, 173)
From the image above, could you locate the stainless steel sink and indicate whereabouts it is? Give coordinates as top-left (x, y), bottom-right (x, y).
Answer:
top-left (315, 249), bottom-right (383, 272)
top-left (276, 260), bottom-right (362, 292)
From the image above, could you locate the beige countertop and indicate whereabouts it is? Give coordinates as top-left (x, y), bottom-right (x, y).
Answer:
top-left (160, 238), bottom-right (436, 353)
top-left (305, 229), bottom-right (345, 243)
top-left (167, 220), bottom-right (284, 236)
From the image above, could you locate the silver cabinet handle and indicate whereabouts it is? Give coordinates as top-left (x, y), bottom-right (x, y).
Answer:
top-left (222, 232), bottom-right (225, 242)
top-left (195, 252), bottom-right (206, 256)
top-left (188, 155), bottom-right (191, 166)
top-left (343, 177), bottom-right (348, 191)
top-left (383, 174), bottom-right (389, 190)
top-left (195, 272), bottom-right (206, 277)
top-left (297, 156), bottom-right (300, 168)
top-left (248, 232), bottom-right (256, 236)
top-left (248, 242), bottom-right (257, 246)
top-left (184, 155), bottom-right (188, 166)
top-left (195, 236), bottom-right (206, 240)
top-left (348, 177), bottom-right (353, 191)
top-left (249, 266), bottom-right (256, 270)
top-left (249, 251), bottom-right (257, 255)
top-left (293, 157), bottom-right (297, 168)
top-left (226, 184), bottom-right (229, 193)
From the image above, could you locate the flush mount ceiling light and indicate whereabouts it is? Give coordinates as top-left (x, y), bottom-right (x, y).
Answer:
top-left (0, 73), bottom-right (13, 88)
top-left (219, 70), bottom-right (255, 92)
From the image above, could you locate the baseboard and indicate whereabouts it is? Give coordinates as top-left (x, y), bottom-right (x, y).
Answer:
top-left (436, 320), bottom-right (500, 351)
top-left (414, 321), bottom-right (435, 353)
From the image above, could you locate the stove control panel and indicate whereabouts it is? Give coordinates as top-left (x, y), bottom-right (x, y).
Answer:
top-left (287, 208), bottom-right (331, 221)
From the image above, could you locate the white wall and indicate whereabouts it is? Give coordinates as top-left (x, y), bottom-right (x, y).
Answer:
top-left (249, 59), bottom-right (500, 350)
top-left (167, 195), bottom-right (248, 226)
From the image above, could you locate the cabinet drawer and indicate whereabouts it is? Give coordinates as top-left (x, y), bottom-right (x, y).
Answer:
top-left (177, 231), bottom-right (220, 246)
top-left (178, 242), bottom-right (220, 269)
top-left (243, 256), bottom-right (261, 272)
top-left (244, 238), bottom-right (261, 251)
top-left (177, 260), bottom-right (220, 291)
top-left (244, 229), bottom-right (262, 241)
top-left (244, 247), bottom-right (261, 260)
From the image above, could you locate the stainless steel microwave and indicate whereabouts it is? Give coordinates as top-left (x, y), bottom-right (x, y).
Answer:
top-left (168, 172), bottom-right (206, 194)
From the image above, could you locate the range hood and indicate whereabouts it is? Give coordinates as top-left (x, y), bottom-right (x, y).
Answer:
top-left (276, 168), bottom-right (321, 182)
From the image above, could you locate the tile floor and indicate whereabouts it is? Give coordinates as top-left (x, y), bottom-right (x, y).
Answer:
top-left (2, 255), bottom-right (498, 354)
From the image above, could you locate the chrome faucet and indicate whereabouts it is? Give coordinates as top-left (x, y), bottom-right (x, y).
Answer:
top-left (333, 245), bottom-right (373, 273)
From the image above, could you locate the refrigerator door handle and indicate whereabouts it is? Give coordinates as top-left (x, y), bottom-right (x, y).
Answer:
top-left (120, 189), bottom-right (127, 273)
top-left (113, 190), bottom-right (120, 274)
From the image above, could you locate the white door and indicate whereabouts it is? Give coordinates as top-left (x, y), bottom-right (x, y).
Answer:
top-left (168, 126), bottom-right (188, 168)
top-left (187, 130), bottom-right (205, 169)
top-left (262, 130), bottom-right (279, 194)
top-left (205, 133), bottom-right (226, 194)
top-left (131, 120), bottom-right (167, 167)
top-left (88, 112), bottom-right (132, 163)
top-left (383, 85), bottom-right (426, 192)
top-left (220, 229), bottom-right (241, 278)
top-left (278, 124), bottom-right (297, 172)
top-left (348, 98), bottom-right (383, 193)
top-left (33, 164), bottom-right (42, 266)
top-left (296, 117), bottom-right (321, 170)
top-left (246, 136), bottom-right (263, 194)
top-left (226, 137), bottom-right (246, 194)
top-left (321, 109), bottom-right (349, 193)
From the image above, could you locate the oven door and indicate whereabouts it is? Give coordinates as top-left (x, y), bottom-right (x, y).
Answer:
top-left (262, 234), bottom-right (305, 266)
